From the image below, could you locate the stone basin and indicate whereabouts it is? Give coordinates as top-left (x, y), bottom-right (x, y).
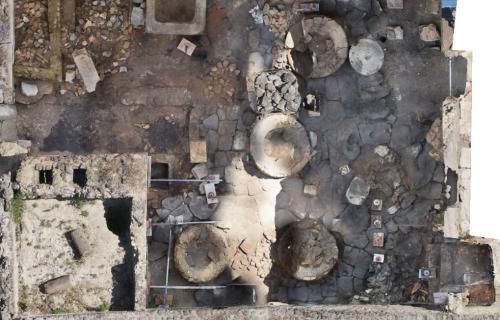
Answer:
top-left (146, 0), bottom-right (206, 35)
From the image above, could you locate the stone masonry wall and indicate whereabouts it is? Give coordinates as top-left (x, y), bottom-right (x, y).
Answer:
top-left (0, 0), bottom-right (14, 104)
top-left (0, 173), bottom-right (18, 320)
top-left (17, 304), bottom-right (500, 320)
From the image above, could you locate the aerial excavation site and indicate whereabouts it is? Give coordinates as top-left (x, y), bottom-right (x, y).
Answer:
top-left (0, 0), bottom-right (497, 319)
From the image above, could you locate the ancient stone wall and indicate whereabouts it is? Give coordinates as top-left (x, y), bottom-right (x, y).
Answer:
top-left (442, 52), bottom-right (472, 240)
top-left (16, 304), bottom-right (500, 320)
top-left (0, 0), bottom-right (14, 104)
top-left (0, 173), bottom-right (18, 320)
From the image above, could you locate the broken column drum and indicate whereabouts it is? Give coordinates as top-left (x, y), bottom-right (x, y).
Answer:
top-left (253, 70), bottom-right (302, 114)
top-left (42, 275), bottom-right (72, 294)
top-left (349, 38), bottom-right (385, 76)
top-left (278, 220), bottom-right (338, 281)
top-left (288, 17), bottom-right (348, 79)
top-left (174, 225), bottom-right (228, 283)
top-left (250, 114), bottom-right (311, 178)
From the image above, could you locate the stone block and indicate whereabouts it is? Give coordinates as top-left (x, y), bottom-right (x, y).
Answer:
top-left (148, 241), bottom-right (168, 261)
top-left (232, 131), bottom-right (248, 151)
top-left (69, 228), bottom-right (92, 258)
top-left (387, 26), bottom-right (404, 40)
top-left (203, 114), bottom-right (219, 131)
top-left (42, 275), bottom-right (72, 294)
top-left (21, 82), bottom-right (38, 97)
top-left (346, 177), bottom-right (370, 205)
top-left (419, 24), bottom-right (440, 42)
top-left (304, 184), bottom-right (318, 196)
top-left (190, 139), bottom-right (207, 163)
top-left (131, 7), bottom-right (145, 27)
top-left (0, 141), bottom-right (28, 157)
top-left (218, 135), bottom-right (233, 151)
top-left (218, 120), bottom-right (237, 136)
top-left (386, 0), bottom-right (404, 9)
top-left (72, 48), bottom-right (100, 93)
top-left (177, 38), bottom-right (196, 56)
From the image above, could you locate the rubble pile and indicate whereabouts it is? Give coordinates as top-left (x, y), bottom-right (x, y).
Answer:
top-left (14, 0), bottom-right (50, 68)
top-left (230, 237), bottom-right (272, 280)
top-left (254, 70), bottom-right (301, 114)
top-left (262, 3), bottom-right (297, 44)
top-left (61, 0), bottom-right (132, 95)
top-left (203, 59), bottom-right (241, 103)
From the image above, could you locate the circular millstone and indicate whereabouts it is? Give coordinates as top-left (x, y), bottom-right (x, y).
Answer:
top-left (289, 17), bottom-right (348, 79)
top-left (349, 38), bottom-right (385, 76)
top-left (188, 195), bottom-right (218, 220)
top-left (278, 219), bottom-right (338, 281)
top-left (174, 225), bottom-right (228, 283)
top-left (250, 114), bottom-right (311, 178)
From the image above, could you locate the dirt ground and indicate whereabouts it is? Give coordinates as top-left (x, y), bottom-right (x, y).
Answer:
top-left (17, 199), bottom-right (130, 314)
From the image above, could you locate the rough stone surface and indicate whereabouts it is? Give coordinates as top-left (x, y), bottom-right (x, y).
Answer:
top-left (387, 26), bottom-right (404, 40)
top-left (346, 177), bottom-right (370, 205)
top-left (419, 24), bottom-right (440, 42)
top-left (349, 39), bottom-right (385, 76)
top-left (72, 48), bottom-right (100, 93)
top-left (21, 82), bottom-right (39, 97)
top-left (386, 0), bottom-right (404, 9)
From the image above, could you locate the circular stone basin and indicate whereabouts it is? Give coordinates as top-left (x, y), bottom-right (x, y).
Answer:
top-left (278, 220), bottom-right (338, 281)
top-left (290, 17), bottom-right (348, 79)
top-left (250, 114), bottom-right (311, 178)
top-left (174, 225), bottom-right (228, 283)
top-left (349, 38), bottom-right (385, 76)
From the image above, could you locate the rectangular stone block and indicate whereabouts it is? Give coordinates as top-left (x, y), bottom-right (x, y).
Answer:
top-left (387, 0), bottom-right (404, 9)
top-left (372, 232), bottom-right (385, 247)
top-left (190, 139), bottom-right (207, 163)
top-left (177, 38), bottom-right (196, 56)
top-left (72, 48), bottom-right (100, 93)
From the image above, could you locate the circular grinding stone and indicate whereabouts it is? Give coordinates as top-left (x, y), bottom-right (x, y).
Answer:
top-left (306, 17), bottom-right (348, 78)
top-left (290, 16), bottom-right (348, 79)
top-left (188, 195), bottom-right (218, 220)
top-left (349, 38), bottom-right (385, 76)
top-left (278, 219), bottom-right (338, 281)
top-left (174, 225), bottom-right (228, 283)
top-left (250, 113), bottom-right (311, 178)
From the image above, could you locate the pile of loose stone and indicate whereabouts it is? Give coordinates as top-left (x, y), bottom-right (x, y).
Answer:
top-left (14, 0), bottom-right (50, 67)
top-left (203, 59), bottom-right (241, 103)
top-left (262, 3), bottom-right (297, 45)
top-left (61, 0), bottom-right (132, 95)
top-left (254, 70), bottom-right (301, 114)
top-left (231, 237), bottom-right (272, 280)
